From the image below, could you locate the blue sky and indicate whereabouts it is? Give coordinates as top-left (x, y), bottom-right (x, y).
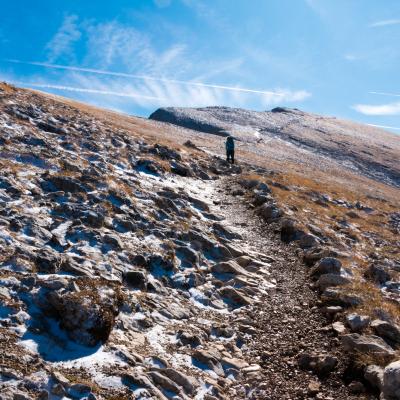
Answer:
top-left (1, 0), bottom-right (400, 133)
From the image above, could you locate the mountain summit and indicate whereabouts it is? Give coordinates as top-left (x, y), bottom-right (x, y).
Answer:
top-left (150, 106), bottom-right (400, 187)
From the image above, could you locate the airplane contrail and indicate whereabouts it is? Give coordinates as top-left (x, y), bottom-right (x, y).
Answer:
top-left (369, 91), bottom-right (400, 97)
top-left (12, 81), bottom-right (167, 100)
top-left (367, 123), bottom-right (400, 131)
top-left (5, 59), bottom-right (286, 96)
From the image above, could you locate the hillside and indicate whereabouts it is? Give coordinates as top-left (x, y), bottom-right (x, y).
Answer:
top-left (150, 106), bottom-right (400, 188)
top-left (0, 83), bottom-right (399, 400)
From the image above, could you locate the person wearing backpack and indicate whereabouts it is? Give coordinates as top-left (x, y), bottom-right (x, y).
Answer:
top-left (225, 136), bottom-right (235, 164)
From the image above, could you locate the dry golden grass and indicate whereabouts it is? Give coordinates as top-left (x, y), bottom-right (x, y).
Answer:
top-left (0, 82), bottom-right (16, 94)
top-left (241, 168), bottom-right (400, 323)
top-left (0, 159), bottom-right (26, 175)
top-left (344, 278), bottom-right (400, 324)
top-left (353, 349), bottom-right (398, 368)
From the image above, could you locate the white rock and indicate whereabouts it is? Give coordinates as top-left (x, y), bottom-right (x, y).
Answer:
top-left (383, 361), bottom-right (400, 399)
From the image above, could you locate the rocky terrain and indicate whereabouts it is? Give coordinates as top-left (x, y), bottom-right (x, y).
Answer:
top-left (0, 83), bottom-right (399, 399)
top-left (150, 106), bottom-right (400, 188)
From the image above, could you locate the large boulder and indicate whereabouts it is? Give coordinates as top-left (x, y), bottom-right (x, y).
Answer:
top-left (35, 249), bottom-right (62, 273)
top-left (371, 320), bottom-right (400, 347)
top-left (239, 178), bottom-right (261, 190)
top-left (218, 286), bottom-right (252, 307)
top-left (280, 218), bottom-right (305, 243)
top-left (161, 368), bottom-right (198, 395)
top-left (43, 175), bottom-right (88, 193)
top-left (316, 273), bottom-right (351, 291)
top-left (303, 247), bottom-right (335, 266)
top-left (150, 143), bottom-right (181, 161)
top-left (364, 365), bottom-right (384, 391)
top-left (320, 288), bottom-right (362, 308)
top-left (346, 314), bottom-right (371, 332)
top-left (383, 361), bottom-right (400, 399)
top-left (310, 257), bottom-right (342, 279)
top-left (212, 222), bottom-right (242, 240)
top-left (47, 282), bottom-right (121, 346)
top-left (259, 203), bottom-right (282, 222)
top-left (298, 233), bottom-right (319, 249)
top-left (341, 334), bottom-right (395, 360)
top-left (211, 261), bottom-right (249, 276)
top-left (298, 352), bottom-right (338, 376)
top-left (123, 270), bottom-right (147, 289)
top-left (364, 264), bottom-right (391, 284)
top-left (192, 348), bottom-right (224, 376)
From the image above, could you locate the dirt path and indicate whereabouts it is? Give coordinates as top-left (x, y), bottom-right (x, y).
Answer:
top-left (192, 174), bottom-right (358, 399)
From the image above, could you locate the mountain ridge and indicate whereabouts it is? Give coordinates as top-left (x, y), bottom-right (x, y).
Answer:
top-left (150, 106), bottom-right (400, 188)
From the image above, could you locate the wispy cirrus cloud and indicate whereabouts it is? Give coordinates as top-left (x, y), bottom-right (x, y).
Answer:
top-left (6, 59), bottom-right (311, 100)
top-left (8, 17), bottom-right (311, 112)
top-left (9, 72), bottom-right (311, 112)
top-left (45, 15), bottom-right (81, 63)
top-left (11, 81), bottom-right (167, 101)
top-left (353, 102), bottom-right (400, 116)
top-left (367, 123), bottom-right (400, 131)
top-left (369, 19), bottom-right (400, 28)
top-left (369, 91), bottom-right (400, 97)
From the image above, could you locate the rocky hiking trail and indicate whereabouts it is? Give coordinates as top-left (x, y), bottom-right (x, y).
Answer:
top-left (187, 174), bottom-right (358, 400)
top-left (1, 85), bottom-right (399, 400)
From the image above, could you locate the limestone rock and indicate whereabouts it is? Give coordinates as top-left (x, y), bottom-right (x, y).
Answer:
top-left (346, 313), bottom-right (370, 332)
top-left (280, 218), bottom-right (304, 243)
top-left (124, 270), bottom-right (147, 289)
top-left (161, 368), bottom-right (198, 395)
top-left (332, 321), bottom-right (346, 334)
top-left (218, 286), bottom-right (252, 307)
top-left (365, 263), bottom-right (391, 284)
top-left (211, 261), bottom-right (249, 276)
top-left (383, 361), bottom-right (400, 399)
top-left (316, 273), bottom-right (350, 291)
top-left (149, 371), bottom-right (181, 394)
top-left (321, 288), bottom-right (362, 308)
top-left (47, 283), bottom-right (120, 346)
top-left (371, 319), bottom-right (400, 346)
top-left (364, 365), bottom-right (384, 391)
top-left (192, 349), bottom-right (224, 376)
top-left (310, 257), bottom-right (342, 278)
top-left (298, 233), bottom-right (319, 249)
top-left (341, 334), bottom-right (395, 359)
top-left (298, 352), bottom-right (338, 376)
top-left (259, 203), bottom-right (282, 222)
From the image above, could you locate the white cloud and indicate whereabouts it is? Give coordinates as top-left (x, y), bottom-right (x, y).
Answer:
top-left (344, 54), bottom-right (359, 61)
top-left (369, 19), bottom-right (400, 28)
top-left (12, 81), bottom-right (167, 101)
top-left (369, 91), bottom-right (400, 97)
top-left (8, 18), bottom-right (311, 112)
top-left (6, 60), bottom-right (310, 100)
top-left (367, 123), bottom-right (400, 131)
top-left (353, 102), bottom-right (400, 116)
top-left (46, 15), bottom-right (81, 62)
top-left (12, 69), bottom-right (310, 112)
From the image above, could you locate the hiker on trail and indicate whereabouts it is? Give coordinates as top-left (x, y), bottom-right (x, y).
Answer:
top-left (225, 136), bottom-right (235, 164)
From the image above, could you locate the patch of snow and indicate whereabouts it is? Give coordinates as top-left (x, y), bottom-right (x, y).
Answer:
top-left (145, 325), bottom-right (167, 354)
top-left (94, 374), bottom-right (124, 389)
top-left (189, 288), bottom-right (228, 313)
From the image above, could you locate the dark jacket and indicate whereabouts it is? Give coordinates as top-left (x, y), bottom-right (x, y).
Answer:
top-left (226, 137), bottom-right (235, 151)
